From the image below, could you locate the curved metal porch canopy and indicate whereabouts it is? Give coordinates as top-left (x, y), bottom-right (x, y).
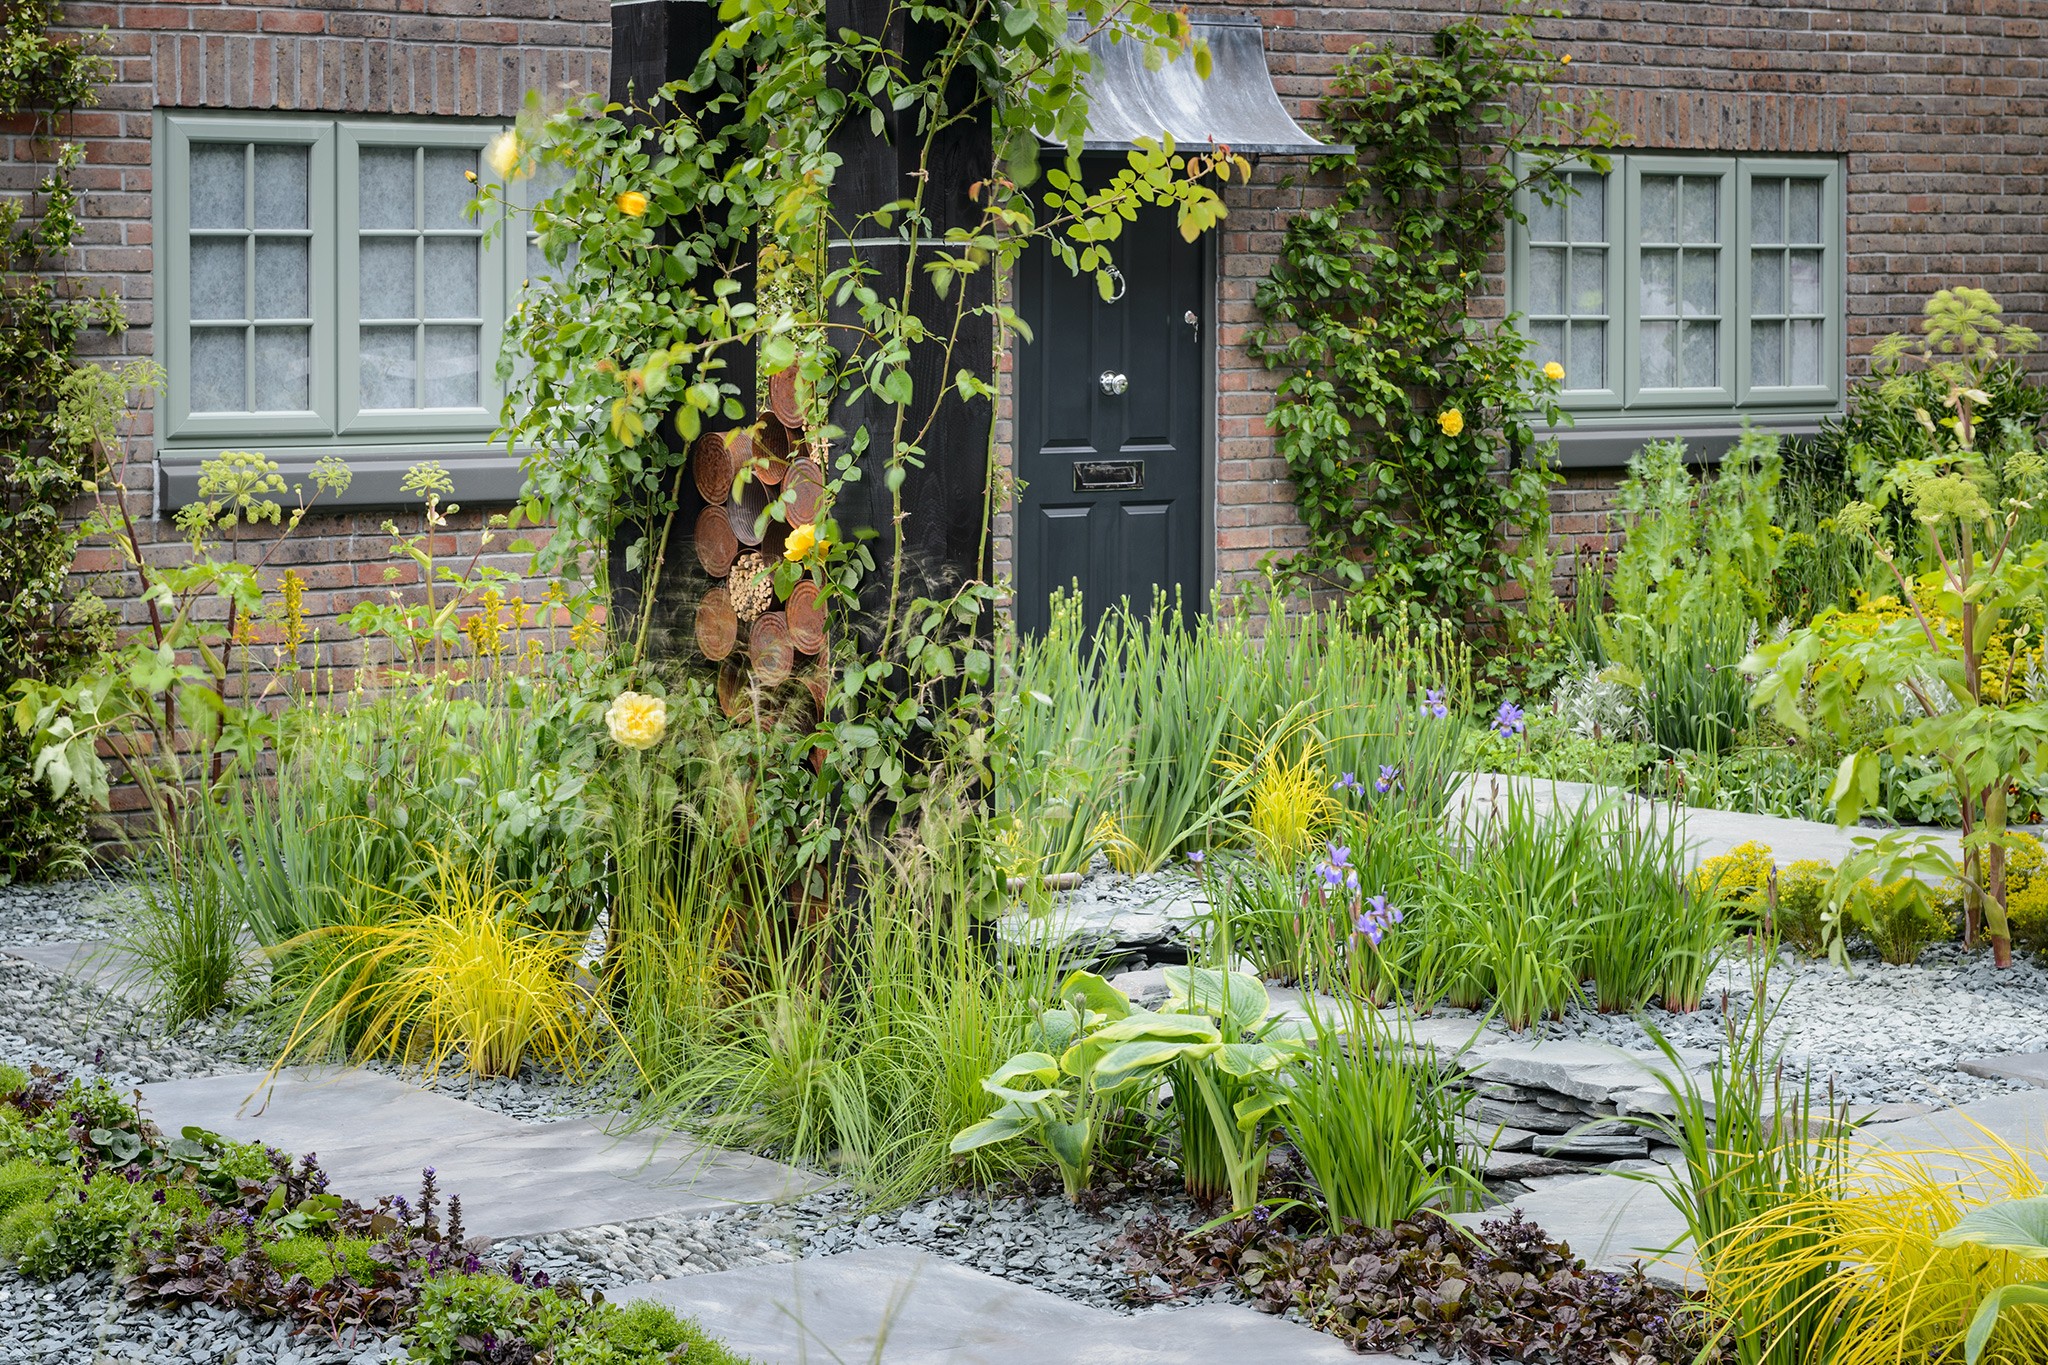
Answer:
top-left (1073, 13), bottom-right (1346, 158)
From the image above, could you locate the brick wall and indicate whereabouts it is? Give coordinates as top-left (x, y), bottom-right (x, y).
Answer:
top-left (1202, 0), bottom-right (2048, 595)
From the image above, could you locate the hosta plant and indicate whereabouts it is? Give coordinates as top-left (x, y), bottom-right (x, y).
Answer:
top-left (1161, 966), bottom-right (1309, 1213)
top-left (1748, 288), bottom-right (2048, 966)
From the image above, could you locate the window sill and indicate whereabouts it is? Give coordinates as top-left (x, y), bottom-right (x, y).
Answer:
top-left (157, 443), bottom-right (526, 511)
top-left (1537, 410), bottom-right (1840, 470)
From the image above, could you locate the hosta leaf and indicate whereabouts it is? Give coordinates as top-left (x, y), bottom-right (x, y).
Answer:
top-left (1055, 969), bottom-right (1130, 1020)
top-left (1166, 965), bottom-right (1270, 1034)
top-left (1937, 1196), bottom-right (2048, 1258)
top-left (950, 1108), bottom-right (1034, 1155)
top-left (1091, 1038), bottom-right (1216, 1091)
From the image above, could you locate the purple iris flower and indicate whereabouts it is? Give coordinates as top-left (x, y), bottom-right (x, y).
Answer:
top-left (1186, 850), bottom-right (1204, 866)
top-left (1332, 771), bottom-right (1365, 797)
top-left (1492, 700), bottom-right (1527, 738)
top-left (1353, 892), bottom-right (1401, 945)
top-left (1375, 764), bottom-right (1401, 795)
top-left (1422, 688), bottom-right (1449, 720)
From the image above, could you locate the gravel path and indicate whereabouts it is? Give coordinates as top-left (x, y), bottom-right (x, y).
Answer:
top-left (1545, 943), bottom-right (2048, 1106)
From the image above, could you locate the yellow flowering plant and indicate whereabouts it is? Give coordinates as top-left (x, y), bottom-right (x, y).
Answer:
top-left (604, 691), bottom-right (668, 751)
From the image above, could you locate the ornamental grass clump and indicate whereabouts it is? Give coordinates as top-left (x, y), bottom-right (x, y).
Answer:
top-left (276, 849), bottom-right (602, 1079)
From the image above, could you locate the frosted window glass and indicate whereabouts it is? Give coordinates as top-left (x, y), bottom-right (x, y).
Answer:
top-left (360, 239), bottom-right (416, 321)
top-left (424, 325), bottom-right (479, 407)
top-left (190, 239), bottom-right (246, 320)
top-left (1681, 252), bottom-right (1717, 318)
top-left (1570, 324), bottom-right (1603, 388)
top-left (1751, 179), bottom-right (1784, 246)
top-left (254, 238), bottom-right (309, 318)
top-left (190, 328), bottom-right (246, 411)
top-left (1571, 248), bottom-right (1605, 313)
top-left (1680, 321), bottom-right (1717, 388)
top-left (423, 149), bottom-right (478, 230)
top-left (1530, 320), bottom-right (1564, 369)
top-left (190, 144), bottom-right (246, 229)
top-left (525, 239), bottom-right (548, 283)
top-left (1752, 322), bottom-right (1784, 388)
top-left (253, 146), bottom-right (310, 229)
top-left (1790, 319), bottom-right (1821, 386)
top-left (1752, 252), bottom-right (1784, 314)
top-left (1639, 250), bottom-right (1676, 316)
top-left (254, 327), bottom-right (311, 410)
top-left (1789, 180), bottom-right (1822, 243)
top-left (360, 326), bottom-right (416, 408)
top-left (423, 239), bottom-right (479, 317)
top-left (1527, 247), bottom-right (1563, 314)
top-left (1569, 174), bottom-right (1605, 242)
top-left (1681, 179), bottom-right (1718, 243)
top-left (1640, 177), bottom-right (1677, 242)
top-left (1526, 194), bottom-right (1564, 242)
top-left (360, 148), bottom-right (415, 230)
top-left (1640, 321), bottom-right (1676, 388)
top-left (1789, 251), bottom-right (1822, 314)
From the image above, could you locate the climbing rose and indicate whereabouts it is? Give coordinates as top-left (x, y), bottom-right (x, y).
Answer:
top-left (1543, 361), bottom-right (1565, 381)
top-left (605, 691), bottom-right (668, 750)
top-left (616, 190), bottom-right (649, 217)
top-left (784, 523), bottom-right (819, 561)
top-left (1437, 407), bottom-right (1464, 437)
top-left (484, 130), bottom-right (525, 181)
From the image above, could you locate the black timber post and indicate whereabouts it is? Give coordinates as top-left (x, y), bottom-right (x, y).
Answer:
top-left (606, 0), bottom-right (756, 661)
top-left (823, 0), bottom-right (995, 642)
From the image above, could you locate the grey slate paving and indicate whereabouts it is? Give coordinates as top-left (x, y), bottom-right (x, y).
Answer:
top-left (1452, 1173), bottom-right (1698, 1288)
top-left (611, 1246), bottom-right (1381, 1364)
top-left (2, 938), bottom-right (148, 999)
top-left (140, 1069), bottom-right (827, 1240)
top-left (1957, 1053), bottom-right (2048, 1089)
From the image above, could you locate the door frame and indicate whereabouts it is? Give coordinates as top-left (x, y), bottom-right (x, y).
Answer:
top-left (1009, 176), bottom-right (1219, 624)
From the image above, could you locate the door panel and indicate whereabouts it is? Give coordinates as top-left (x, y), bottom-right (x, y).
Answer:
top-left (1015, 180), bottom-right (1208, 636)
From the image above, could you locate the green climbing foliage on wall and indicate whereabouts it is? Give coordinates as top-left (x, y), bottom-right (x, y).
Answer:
top-left (0, 0), bottom-right (118, 881)
top-left (1247, 2), bottom-right (1614, 629)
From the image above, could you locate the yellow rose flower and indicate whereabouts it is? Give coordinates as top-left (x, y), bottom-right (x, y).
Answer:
top-left (784, 523), bottom-right (818, 561)
top-left (484, 130), bottom-right (525, 182)
top-left (605, 691), bottom-right (667, 750)
top-left (1560, 53), bottom-right (1572, 64)
top-left (1543, 361), bottom-right (1565, 382)
top-left (1437, 408), bottom-right (1465, 438)
top-left (616, 190), bottom-right (649, 217)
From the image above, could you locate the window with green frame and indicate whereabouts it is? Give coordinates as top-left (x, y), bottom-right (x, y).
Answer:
top-left (156, 112), bottom-right (530, 506)
top-left (1511, 154), bottom-right (1844, 441)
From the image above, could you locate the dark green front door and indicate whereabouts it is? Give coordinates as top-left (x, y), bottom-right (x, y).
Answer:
top-left (1014, 193), bottom-right (1209, 635)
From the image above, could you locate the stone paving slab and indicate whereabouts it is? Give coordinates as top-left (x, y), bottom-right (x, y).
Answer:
top-left (141, 1070), bottom-right (827, 1241)
top-left (1957, 1053), bottom-right (2048, 1089)
top-left (2, 939), bottom-right (148, 999)
top-left (1450, 772), bottom-right (1965, 871)
top-left (612, 1246), bottom-right (1380, 1364)
top-left (1451, 1173), bottom-right (1698, 1289)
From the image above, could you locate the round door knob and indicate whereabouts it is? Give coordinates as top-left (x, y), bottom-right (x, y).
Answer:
top-left (1099, 371), bottom-right (1129, 396)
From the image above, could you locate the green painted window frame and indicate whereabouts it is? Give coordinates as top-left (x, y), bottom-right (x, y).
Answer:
top-left (156, 111), bottom-right (525, 503)
top-left (1511, 152), bottom-right (1845, 428)
top-left (1510, 161), bottom-right (1623, 410)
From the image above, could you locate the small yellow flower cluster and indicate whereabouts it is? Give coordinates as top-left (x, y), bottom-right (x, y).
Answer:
top-left (280, 568), bottom-right (309, 656)
top-left (605, 691), bottom-right (668, 750)
top-left (462, 586), bottom-right (509, 657)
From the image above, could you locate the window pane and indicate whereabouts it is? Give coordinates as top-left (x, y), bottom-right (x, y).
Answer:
top-left (424, 325), bottom-right (479, 407)
top-left (525, 239), bottom-right (548, 284)
top-left (1790, 319), bottom-right (1822, 386)
top-left (1752, 251), bottom-right (1785, 315)
top-left (1681, 178), bottom-right (1718, 243)
top-left (1789, 250), bottom-right (1823, 314)
top-left (423, 149), bottom-right (478, 230)
top-left (1528, 247), bottom-right (1564, 314)
top-left (254, 238), bottom-right (309, 318)
top-left (1752, 320), bottom-right (1784, 388)
top-left (1640, 249), bottom-right (1677, 316)
top-left (1681, 251), bottom-right (1717, 318)
top-left (1640, 176), bottom-right (1677, 242)
top-left (1526, 193), bottom-right (1564, 242)
top-left (1569, 174), bottom-right (1605, 242)
top-left (1751, 179), bottom-right (1784, 246)
top-left (360, 326), bottom-right (416, 408)
top-left (360, 147), bottom-right (415, 230)
top-left (423, 239), bottom-right (479, 317)
top-left (1531, 320), bottom-right (1564, 370)
top-left (1789, 180), bottom-right (1822, 243)
top-left (190, 328), bottom-right (247, 410)
top-left (1570, 323), bottom-right (1604, 389)
top-left (254, 145), bottom-right (309, 229)
top-left (254, 327), bottom-right (311, 410)
top-left (1571, 248), bottom-right (1606, 313)
top-left (190, 144), bottom-right (246, 229)
top-left (1641, 320), bottom-right (1677, 388)
top-left (190, 239), bottom-right (246, 321)
top-left (361, 238), bottom-right (416, 320)
top-left (1681, 321), bottom-right (1718, 388)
